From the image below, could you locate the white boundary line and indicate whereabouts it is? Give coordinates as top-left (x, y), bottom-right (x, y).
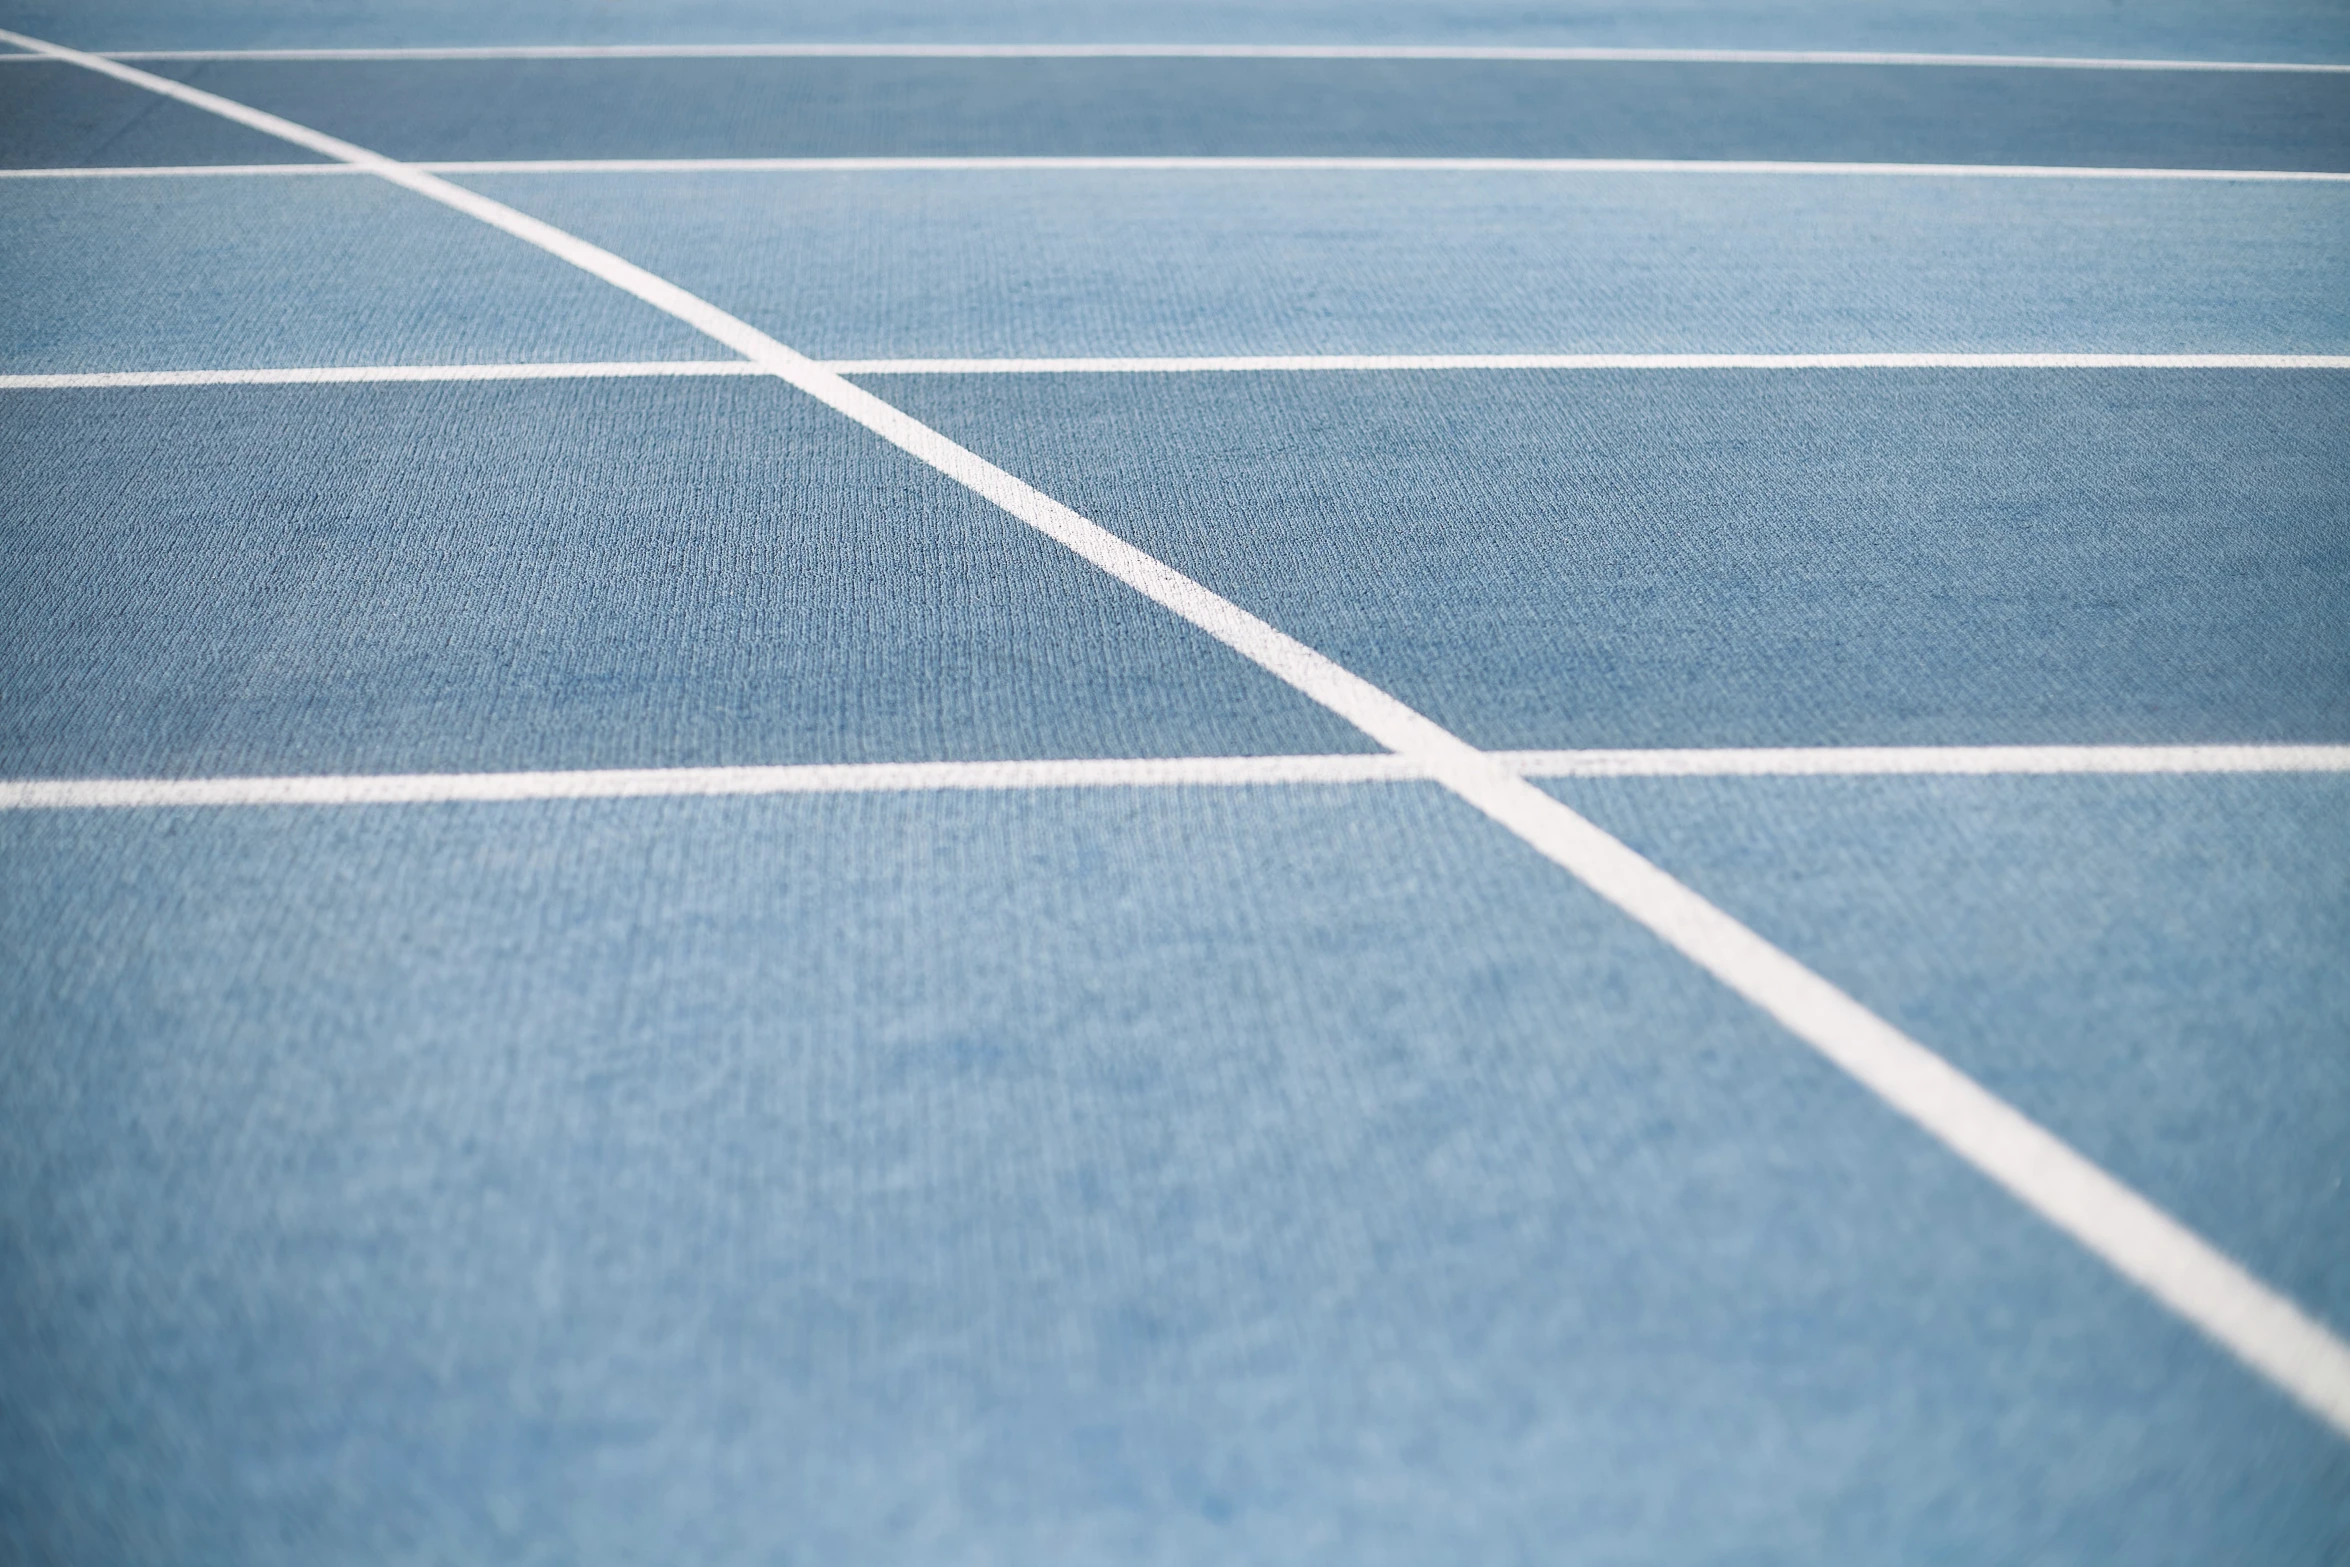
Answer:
top-left (8, 355), bottom-right (2348, 390)
top-left (1510, 744), bottom-right (2350, 777)
top-left (11, 23), bottom-right (2350, 1440)
top-left (0, 43), bottom-right (2341, 71)
top-left (0, 161), bottom-right (353, 177)
top-left (0, 755), bottom-right (1418, 807)
top-left (446, 156), bottom-right (2350, 184)
top-left (6, 156), bottom-right (2347, 183)
top-left (0, 362), bottom-right (760, 388)
top-left (829, 353), bottom-right (2350, 373)
top-left (7, 746), bottom-right (2348, 809)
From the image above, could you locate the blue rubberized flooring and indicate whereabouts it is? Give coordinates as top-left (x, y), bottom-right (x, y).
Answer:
top-left (3, 4), bottom-right (2348, 1563)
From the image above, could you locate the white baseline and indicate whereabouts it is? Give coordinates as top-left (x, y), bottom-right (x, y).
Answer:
top-left (4, 156), bottom-right (2346, 183)
top-left (0, 44), bottom-right (2340, 72)
top-left (9, 23), bottom-right (2349, 1442)
top-left (6, 746), bottom-right (2348, 810)
top-left (6, 355), bottom-right (2348, 391)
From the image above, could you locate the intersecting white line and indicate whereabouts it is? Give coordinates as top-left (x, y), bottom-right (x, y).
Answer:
top-left (8, 356), bottom-right (2348, 390)
top-left (10, 22), bottom-right (2350, 1440)
top-left (0, 44), bottom-right (2339, 71)
top-left (6, 156), bottom-right (2347, 182)
top-left (7, 746), bottom-right (2347, 809)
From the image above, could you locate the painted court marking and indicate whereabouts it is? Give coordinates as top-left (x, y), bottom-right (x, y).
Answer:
top-left (7, 356), bottom-right (2348, 390)
top-left (0, 162), bottom-right (353, 178)
top-left (8, 23), bottom-right (2349, 1441)
top-left (1512, 744), bottom-right (2350, 778)
top-left (825, 353), bottom-right (2350, 373)
top-left (0, 755), bottom-right (1420, 808)
top-left (6, 746), bottom-right (2347, 810)
top-left (6, 156), bottom-right (2347, 183)
top-left (0, 362), bottom-right (763, 389)
top-left (1, 44), bottom-right (2342, 72)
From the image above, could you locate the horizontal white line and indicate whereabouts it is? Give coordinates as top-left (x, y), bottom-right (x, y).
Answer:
top-left (8, 355), bottom-right (2346, 390)
top-left (0, 755), bottom-right (1419, 807)
top-left (386, 155), bottom-right (2350, 184)
top-left (821, 353), bottom-right (2350, 374)
top-left (8, 746), bottom-right (2344, 808)
top-left (3, 44), bottom-right (2337, 72)
top-left (0, 361), bottom-right (761, 388)
top-left (1505, 744), bottom-right (2350, 777)
top-left (0, 161), bottom-right (351, 177)
top-left (6, 156), bottom-right (2345, 183)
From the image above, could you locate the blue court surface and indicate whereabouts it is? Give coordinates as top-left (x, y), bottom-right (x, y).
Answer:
top-left (3, 4), bottom-right (2348, 1563)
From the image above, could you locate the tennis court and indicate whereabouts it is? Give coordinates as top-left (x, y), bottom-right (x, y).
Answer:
top-left (3, 2), bottom-right (2348, 1560)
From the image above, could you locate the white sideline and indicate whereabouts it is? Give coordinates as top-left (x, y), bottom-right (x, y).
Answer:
top-left (7, 746), bottom-right (2348, 809)
top-left (0, 362), bottom-right (761, 388)
top-left (1512, 744), bottom-right (2350, 778)
top-left (6, 156), bottom-right (2347, 183)
top-left (10, 23), bottom-right (2350, 1441)
top-left (423, 157), bottom-right (2350, 183)
top-left (3, 44), bottom-right (2343, 72)
top-left (8, 355), bottom-right (2349, 390)
top-left (0, 755), bottom-right (1418, 808)
top-left (0, 161), bottom-right (357, 177)
top-left (829, 353), bottom-right (2350, 373)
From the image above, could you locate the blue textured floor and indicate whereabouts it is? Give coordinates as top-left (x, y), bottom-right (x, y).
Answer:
top-left (122, 57), bottom-right (2350, 169)
top-left (2, 5), bottom-right (2347, 1564)
top-left (4, 0), bottom-right (2345, 60)
top-left (880, 369), bottom-right (2350, 747)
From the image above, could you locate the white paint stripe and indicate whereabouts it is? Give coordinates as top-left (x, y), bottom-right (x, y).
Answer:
top-left (824, 354), bottom-right (2350, 374)
top-left (9, 356), bottom-right (2347, 390)
top-left (15, 22), bottom-right (2349, 1439)
top-left (0, 755), bottom-right (1424, 808)
top-left (19, 44), bottom-right (2343, 72)
top-left (0, 362), bottom-right (759, 388)
top-left (0, 161), bottom-right (357, 177)
top-left (7, 746), bottom-right (2346, 809)
top-left (417, 155), bottom-right (2350, 183)
top-left (7, 156), bottom-right (2347, 183)
top-left (1503, 744), bottom-right (2350, 777)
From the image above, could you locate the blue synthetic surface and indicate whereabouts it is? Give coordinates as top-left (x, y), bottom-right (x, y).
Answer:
top-left (1552, 773), bottom-right (2350, 1324)
top-left (124, 57), bottom-right (2350, 171)
top-left (469, 169), bottom-right (2350, 357)
top-left (0, 63), bottom-right (327, 167)
top-left (0, 178), bottom-right (714, 371)
top-left (2, 5), bottom-right (2347, 1564)
top-left (2, 0), bottom-right (2345, 61)
top-left (0, 380), bottom-right (1364, 777)
top-left (882, 369), bottom-right (2350, 747)
top-left (5, 789), bottom-right (2345, 1564)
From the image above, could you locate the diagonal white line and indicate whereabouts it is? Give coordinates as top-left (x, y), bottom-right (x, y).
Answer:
top-left (6, 356), bottom-right (2348, 391)
top-left (11, 22), bottom-right (2349, 1439)
top-left (8, 155), bottom-right (2348, 182)
top-left (6, 745), bottom-right (2347, 809)
top-left (6, 43), bottom-right (2340, 72)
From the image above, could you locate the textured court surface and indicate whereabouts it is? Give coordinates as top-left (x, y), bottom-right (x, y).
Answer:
top-left (3, 3), bottom-right (2349, 1563)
